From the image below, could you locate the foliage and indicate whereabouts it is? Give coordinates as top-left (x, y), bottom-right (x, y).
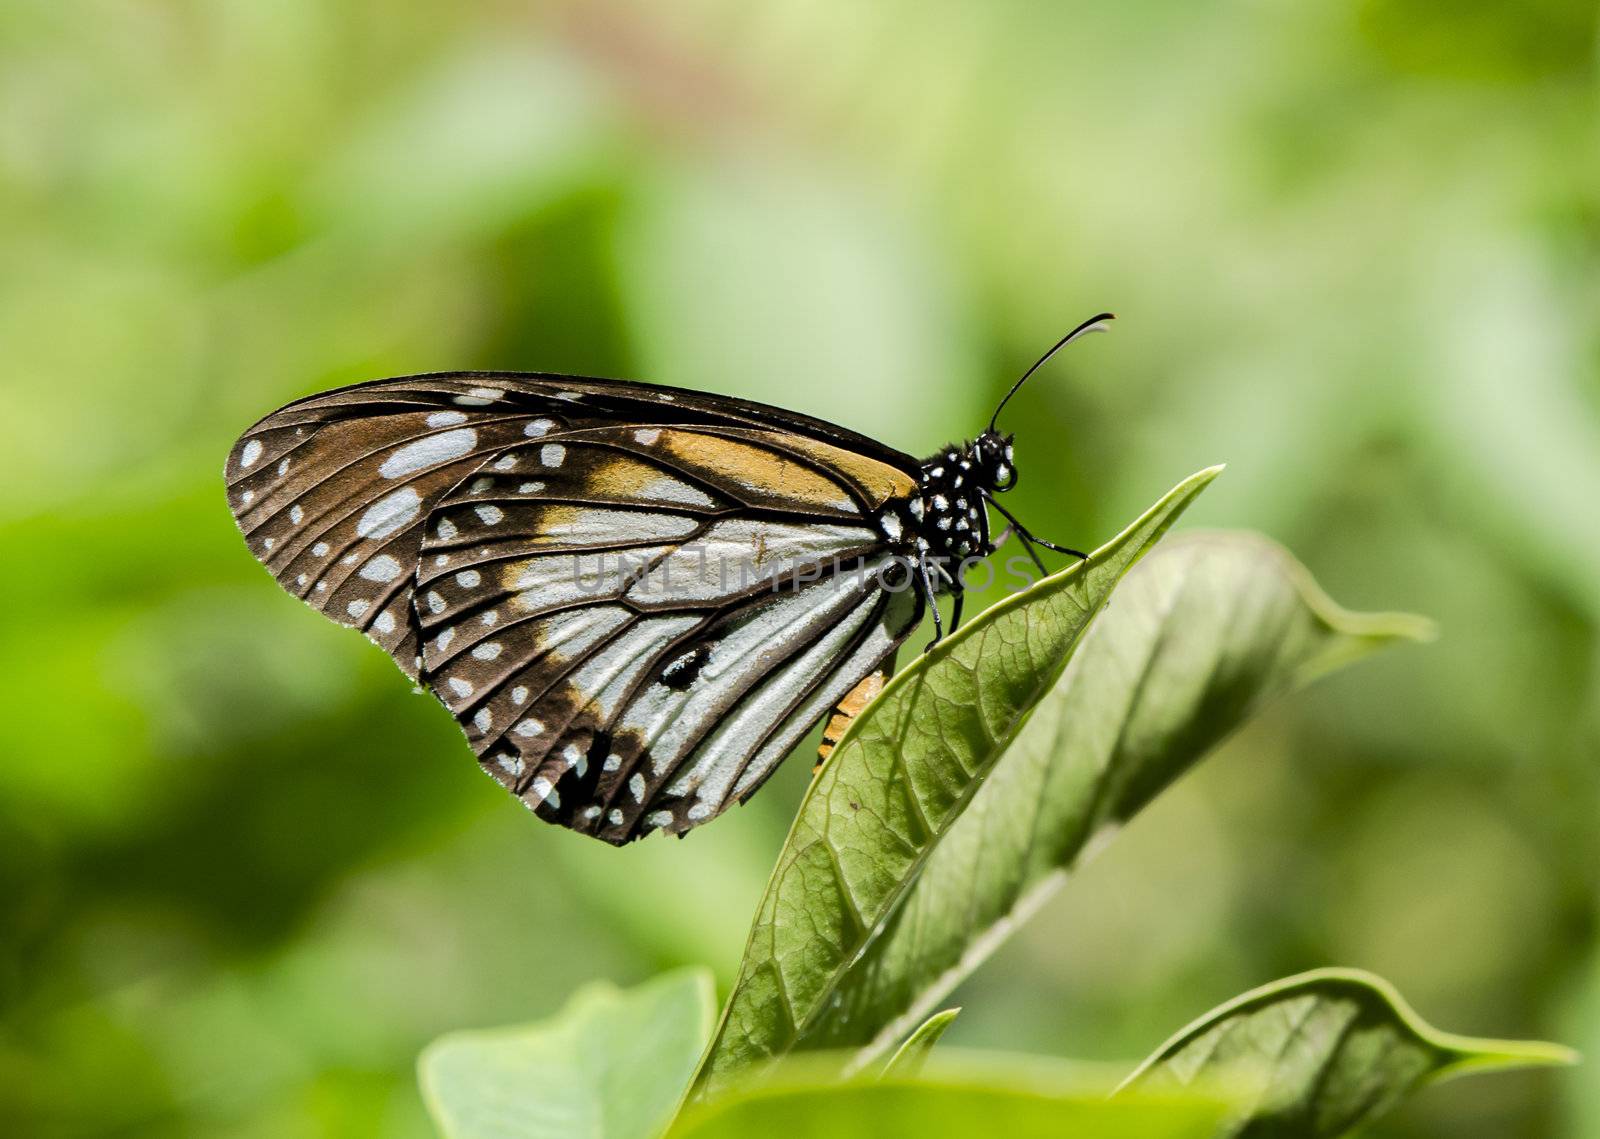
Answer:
top-left (5, 4), bottom-right (1596, 1138)
top-left (665, 1078), bottom-right (1231, 1139)
top-left (1120, 969), bottom-right (1576, 1138)
top-left (421, 970), bottom-right (714, 1139)
top-left (695, 468), bottom-right (1220, 1094)
top-left (880, 1010), bottom-right (960, 1079)
top-left (420, 484), bottom-right (1570, 1137)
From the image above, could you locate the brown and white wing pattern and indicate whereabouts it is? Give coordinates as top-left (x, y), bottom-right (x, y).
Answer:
top-left (225, 378), bottom-right (589, 679)
top-left (227, 375), bottom-right (924, 843)
top-left (411, 424), bottom-right (921, 843)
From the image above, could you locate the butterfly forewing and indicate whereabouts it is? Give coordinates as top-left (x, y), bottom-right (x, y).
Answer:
top-left (227, 373), bottom-right (925, 842)
top-left (226, 380), bottom-right (600, 677)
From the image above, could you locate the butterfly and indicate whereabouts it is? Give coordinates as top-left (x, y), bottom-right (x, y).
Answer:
top-left (226, 314), bottom-right (1112, 844)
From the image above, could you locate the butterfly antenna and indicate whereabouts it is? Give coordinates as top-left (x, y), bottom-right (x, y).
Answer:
top-left (988, 312), bottom-right (1116, 433)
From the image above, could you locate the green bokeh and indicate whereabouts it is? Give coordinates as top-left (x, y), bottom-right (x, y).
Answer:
top-left (1, 3), bottom-right (1595, 1136)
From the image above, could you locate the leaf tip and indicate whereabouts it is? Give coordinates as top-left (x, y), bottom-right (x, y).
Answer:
top-left (1436, 1036), bottom-right (1581, 1080)
top-left (1184, 464), bottom-right (1227, 493)
top-left (1395, 613), bottom-right (1440, 643)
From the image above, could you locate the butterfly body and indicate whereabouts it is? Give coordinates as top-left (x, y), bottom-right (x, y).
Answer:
top-left (913, 434), bottom-right (1013, 568)
top-left (227, 317), bottom-right (1107, 844)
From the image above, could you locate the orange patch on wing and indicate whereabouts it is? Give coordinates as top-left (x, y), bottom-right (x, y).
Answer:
top-left (575, 451), bottom-right (722, 510)
top-left (754, 431), bottom-right (917, 510)
top-left (815, 669), bottom-right (888, 771)
top-left (645, 429), bottom-right (863, 516)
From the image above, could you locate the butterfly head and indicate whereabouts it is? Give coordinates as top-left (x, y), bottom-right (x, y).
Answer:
top-left (971, 431), bottom-right (1017, 493)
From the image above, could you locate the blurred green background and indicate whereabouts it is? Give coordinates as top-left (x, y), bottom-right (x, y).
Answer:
top-left (2, 2), bottom-right (1597, 1136)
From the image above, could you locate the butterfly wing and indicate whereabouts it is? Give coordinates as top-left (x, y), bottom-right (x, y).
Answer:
top-left (227, 374), bottom-right (924, 842)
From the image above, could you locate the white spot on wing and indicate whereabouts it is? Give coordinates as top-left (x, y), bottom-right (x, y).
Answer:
top-left (540, 444), bottom-right (565, 468)
top-left (473, 708), bottom-right (492, 732)
top-left (638, 477), bottom-right (717, 509)
top-left (634, 428), bottom-right (660, 445)
top-left (359, 555), bottom-right (403, 582)
top-left (529, 777), bottom-right (558, 807)
top-left (455, 570), bottom-right (481, 588)
top-left (454, 386), bottom-right (503, 406)
top-left (471, 641), bottom-right (502, 660)
top-left (523, 418), bottom-right (556, 437)
top-left (474, 504), bottom-right (504, 525)
top-left (515, 718), bottom-right (544, 737)
top-left (346, 599), bottom-right (370, 618)
top-left (240, 440), bottom-right (263, 468)
top-left (447, 677), bottom-right (473, 698)
top-left (374, 611), bottom-right (396, 635)
top-left (379, 428), bottom-right (478, 479)
top-left (427, 411), bottom-right (468, 428)
top-left (357, 487), bottom-right (422, 539)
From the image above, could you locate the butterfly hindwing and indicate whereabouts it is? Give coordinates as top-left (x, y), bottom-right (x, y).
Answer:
top-left (409, 423), bottom-right (918, 842)
top-left (227, 374), bottom-right (924, 842)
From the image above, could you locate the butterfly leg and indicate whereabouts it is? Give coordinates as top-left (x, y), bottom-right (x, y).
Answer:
top-left (984, 494), bottom-right (1088, 564)
top-left (949, 587), bottom-right (965, 634)
top-left (918, 557), bottom-right (945, 650)
top-left (1026, 535), bottom-right (1089, 559)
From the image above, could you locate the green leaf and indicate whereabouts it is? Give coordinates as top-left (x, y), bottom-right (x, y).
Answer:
top-left (881, 1010), bottom-right (960, 1079)
top-left (419, 968), bottom-right (716, 1139)
top-left (670, 1076), bottom-right (1229, 1139)
top-left (692, 467), bottom-right (1223, 1098)
top-left (818, 530), bottom-right (1436, 1069)
top-left (696, 519), bottom-right (1433, 1097)
top-left (1118, 967), bottom-right (1578, 1138)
